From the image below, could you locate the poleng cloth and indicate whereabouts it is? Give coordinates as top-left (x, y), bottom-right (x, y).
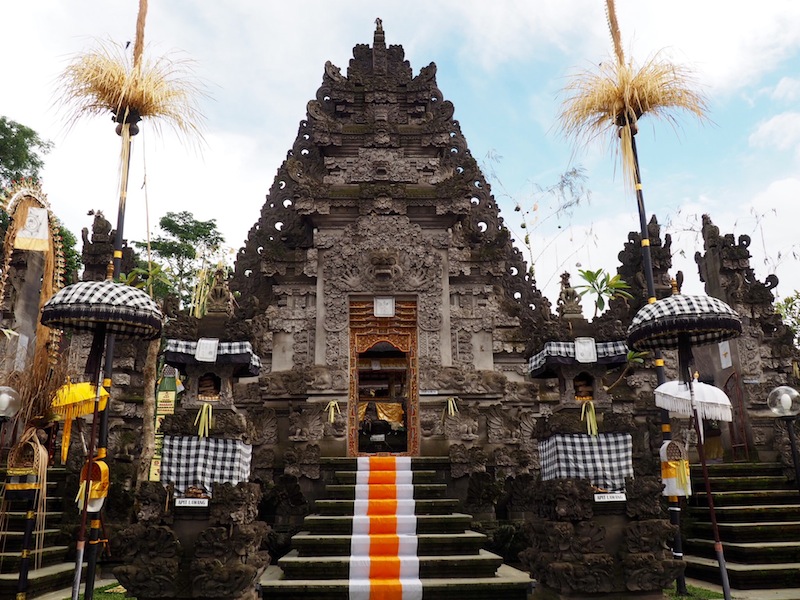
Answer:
top-left (528, 341), bottom-right (628, 377)
top-left (160, 435), bottom-right (251, 495)
top-left (540, 433), bottom-right (633, 492)
top-left (164, 339), bottom-right (261, 376)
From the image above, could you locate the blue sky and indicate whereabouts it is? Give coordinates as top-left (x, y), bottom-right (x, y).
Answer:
top-left (2, 1), bottom-right (800, 307)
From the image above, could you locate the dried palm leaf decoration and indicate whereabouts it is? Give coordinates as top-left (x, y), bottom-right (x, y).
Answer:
top-left (57, 0), bottom-right (204, 143)
top-left (559, 0), bottom-right (707, 191)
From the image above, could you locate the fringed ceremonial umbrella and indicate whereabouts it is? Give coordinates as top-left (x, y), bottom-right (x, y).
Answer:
top-left (627, 288), bottom-right (741, 600)
top-left (41, 278), bottom-right (162, 600)
top-left (655, 376), bottom-right (733, 425)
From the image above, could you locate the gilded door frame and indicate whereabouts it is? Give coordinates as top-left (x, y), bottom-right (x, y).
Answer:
top-left (348, 300), bottom-right (418, 457)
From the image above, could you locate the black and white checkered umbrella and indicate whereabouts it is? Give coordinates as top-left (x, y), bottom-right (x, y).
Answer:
top-left (41, 280), bottom-right (163, 340)
top-left (627, 294), bottom-right (741, 352)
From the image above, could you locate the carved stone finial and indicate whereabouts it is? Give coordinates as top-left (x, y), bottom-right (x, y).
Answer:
top-left (557, 271), bottom-right (583, 319)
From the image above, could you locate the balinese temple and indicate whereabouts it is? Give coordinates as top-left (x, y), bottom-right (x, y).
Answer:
top-left (3, 20), bottom-right (800, 600)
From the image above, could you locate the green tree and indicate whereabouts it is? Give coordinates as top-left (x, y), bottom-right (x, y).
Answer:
top-left (776, 291), bottom-right (800, 348)
top-left (0, 116), bottom-right (53, 188)
top-left (138, 210), bottom-right (224, 307)
top-left (575, 268), bottom-right (633, 318)
top-left (0, 116), bottom-right (80, 283)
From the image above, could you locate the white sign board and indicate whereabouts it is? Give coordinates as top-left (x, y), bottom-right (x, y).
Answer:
top-left (594, 492), bottom-right (626, 503)
top-left (175, 497), bottom-right (209, 508)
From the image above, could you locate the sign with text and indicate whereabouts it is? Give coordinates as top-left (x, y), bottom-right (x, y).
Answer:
top-left (594, 492), bottom-right (626, 502)
top-left (175, 497), bottom-right (209, 508)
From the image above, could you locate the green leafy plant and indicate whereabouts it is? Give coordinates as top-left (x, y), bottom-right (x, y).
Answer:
top-left (603, 350), bottom-right (649, 392)
top-left (776, 290), bottom-right (800, 348)
top-left (575, 268), bottom-right (633, 317)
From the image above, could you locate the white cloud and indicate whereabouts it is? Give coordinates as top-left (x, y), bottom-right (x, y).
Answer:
top-left (748, 112), bottom-right (800, 154)
top-left (772, 77), bottom-right (800, 102)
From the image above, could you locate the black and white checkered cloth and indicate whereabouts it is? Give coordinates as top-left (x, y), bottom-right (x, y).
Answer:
top-left (164, 339), bottom-right (262, 376)
top-left (627, 294), bottom-right (741, 351)
top-left (41, 280), bottom-right (164, 339)
top-left (540, 433), bottom-right (633, 492)
top-left (528, 341), bottom-right (628, 376)
top-left (160, 435), bottom-right (252, 495)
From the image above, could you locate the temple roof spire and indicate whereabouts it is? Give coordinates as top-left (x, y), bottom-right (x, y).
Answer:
top-left (373, 17), bottom-right (386, 73)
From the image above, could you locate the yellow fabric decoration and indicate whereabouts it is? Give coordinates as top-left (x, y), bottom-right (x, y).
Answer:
top-left (376, 402), bottom-right (404, 424)
top-left (194, 403), bottom-right (212, 437)
top-left (325, 400), bottom-right (340, 423)
top-left (51, 381), bottom-right (109, 464)
top-left (669, 459), bottom-right (690, 495)
top-left (357, 401), bottom-right (404, 424)
top-left (580, 399), bottom-right (598, 436)
top-left (441, 396), bottom-right (459, 424)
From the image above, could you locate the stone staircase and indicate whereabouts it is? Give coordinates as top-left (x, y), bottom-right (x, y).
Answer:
top-left (0, 467), bottom-right (78, 598)
top-left (684, 461), bottom-right (800, 591)
top-left (260, 457), bottom-right (532, 599)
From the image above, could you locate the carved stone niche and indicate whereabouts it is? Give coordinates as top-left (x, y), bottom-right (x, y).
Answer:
top-left (181, 363), bottom-right (236, 409)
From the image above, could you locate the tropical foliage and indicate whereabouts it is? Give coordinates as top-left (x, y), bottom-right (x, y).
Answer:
top-left (575, 267), bottom-right (632, 317)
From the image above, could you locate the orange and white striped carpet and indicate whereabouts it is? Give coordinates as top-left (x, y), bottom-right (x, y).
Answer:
top-left (349, 456), bottom-right (422, 600)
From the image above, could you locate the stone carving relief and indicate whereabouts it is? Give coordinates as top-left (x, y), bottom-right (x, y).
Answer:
top-left (444, 404), bottom-right (479, 441)
top-left (449, 443), bottom-right (487, 479)
top-left (246, 407), bottom-right (278, 446)
top-left (284, 443), bottom-right (321, 480)
top-left (419, 409), bottom-right (444, 437)
top-left (287, 406), bottom-right (324, 442)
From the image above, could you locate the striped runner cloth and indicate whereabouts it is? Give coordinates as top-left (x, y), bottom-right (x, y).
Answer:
top-left (349, 456), bottom-right (423, 600)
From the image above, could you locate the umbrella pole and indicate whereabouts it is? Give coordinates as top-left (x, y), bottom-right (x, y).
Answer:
top-left (81, 115), bottom-right (135, 600)
top-left (71, 335), bottom-right (105, 600)
top-left (688, 367), bottom-right (732, 600)
top-left (629, 133), bottom-right (688, 594)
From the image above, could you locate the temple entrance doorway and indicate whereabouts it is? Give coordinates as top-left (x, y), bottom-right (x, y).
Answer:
top-left (348, 299), bottom-right (418, 456)
top-left (356, 342), bottom-right (408, 453)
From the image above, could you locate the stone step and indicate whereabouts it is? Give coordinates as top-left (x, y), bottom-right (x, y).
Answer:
top-left (292, 530), bottom-right (487, 557)
top-left (688, 503), bottom-right (800, 522)
top-left (685, 538), bottom-right (800, 564)
top-left (314, 498), bottom-right (459, 516)
top-left (684, 555), bottom-right (800, 590)
top-left (0, 561), bottom-right (79, 598)
top-left (320, 457), bottom-right (450, 471)
top-left (690, 462), bottom-right (785, 478)
top-left (260, 563), bottom-right (532, 599)
top-left (334, 470), bottom-right (439, 484)
top-left (689, 489), bottom-right (800, 507)
top-left (324, 483), bottom-right (447, 499)
top-left (687, 520), bottom-right (800, 543)
top-left (690, 475), bottom-right (796, 492)
top-left (303, 513), bottom-right (472, 535)
top-left (1, 528), bottom-right (63, 552)
top-left (0, 546), bottom-right (71, 574)
top-left (278, 548), bottom-right (504, 580)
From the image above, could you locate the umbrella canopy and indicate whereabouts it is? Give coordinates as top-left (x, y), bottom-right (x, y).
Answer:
top-left (654, 378), bottom-right (733, 422)
top-left (627, 293), bottom-right (741, 352)
top-left (40, 279), bottom-right (163, 339)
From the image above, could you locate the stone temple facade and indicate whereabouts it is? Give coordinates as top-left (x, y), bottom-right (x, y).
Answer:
top-left (228, 21), bottom-right (545, 461)
top-left (6, 20), bottom-right (798, 600)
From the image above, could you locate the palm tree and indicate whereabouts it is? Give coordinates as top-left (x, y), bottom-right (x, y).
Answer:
top-left (57, 1), bottom-right (204, 597)
top-left (557, 1), bottom-right (722, 597)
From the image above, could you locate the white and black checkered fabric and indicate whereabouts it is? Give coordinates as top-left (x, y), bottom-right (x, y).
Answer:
top-left (528, 341), bottom-right (628, 374)
top-left (627, 294), bottom-right (741, 351)
top-left (160, 435), bottom-right (252, 495)
top-left (41, 280), bottom-right (163, 339)
top-left (164, 339), bottom-right (262, 376)
top-left (540, 433), bottom-right (633, 492)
